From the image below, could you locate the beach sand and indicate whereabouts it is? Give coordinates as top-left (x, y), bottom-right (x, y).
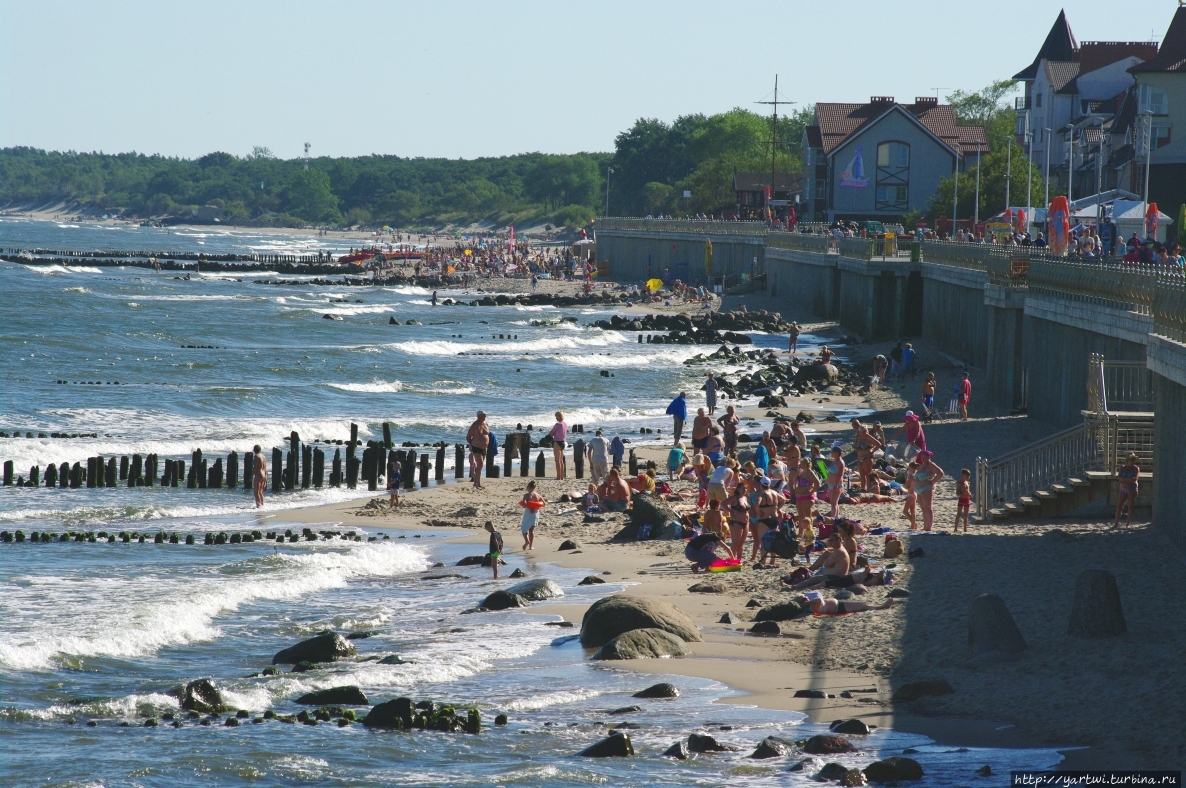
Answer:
top-left (272, 329), bottom-right (1182, 769)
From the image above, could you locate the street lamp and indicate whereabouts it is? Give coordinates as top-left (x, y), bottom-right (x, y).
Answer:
top-left (952, 142), bottom-right (960, 240)
top-left (1024, 112), bottom-right (1033, 239)
top-left (605, 167), bottom-right (613, 218)
top-left (1141, 111), bottom-right (1153, 211)
top-left (1043, 129), bottom-right (1051, 210)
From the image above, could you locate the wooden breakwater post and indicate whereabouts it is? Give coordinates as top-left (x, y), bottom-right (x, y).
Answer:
top-left (383, 422), bottom-right (392, 449)
top-left (363, 444), bottom-right (378, 492)
top-left (331, 448), bottom-right (342, 486)
top-left (455, 444), bottom-right (465, 479)
top-left (520, 433), bottom-right (530, 477)
top-left (71, 461), bottom-right (82, 488)
top-left (45, 463), bottom-right (58, 488)
top-left (486, 442), bottom-right (497, 479)
top-left (59, 461), bottom-right (69, 488)
top-left (302, 444), bottom-right (312, 488)
top-left (535, 451), bottom-right (545, 478)
top-left (106, 458), bottom-right (117, 487)
top-left (226, 451), bottom-right (238, 489)
top-left (572, 438), bottom-right (585, 479)
top-left (29, 465), bottom-right (40, 486)
top-left (208, 458), bottom-right (223, 488)
top-left (313, 448), bottom-right (325, 487)
top-left (346, 423), bottom-right (359, 489)
top-left (128, 454), bottom-right (141, 487)
top-left (2, 461), bottom-right (11, 486)
top-left (403, 450), bottom-right (416, 490)
top-left (435, 445), bottom-right (445, 482)
top-left (629, 449), bottom-right (638, 476)
top-left (271, 448), bottom-right (283, 492)
top-left (419, 453), bottom-right (429, 488)
top-left (503, 436), bottom-right (515, 478)
top-left (146, 454), bottom-right (157, 486)
top-left (119, 455), bottom-right (129, 481)
top-left (289, 431), bottom-right (301, 490)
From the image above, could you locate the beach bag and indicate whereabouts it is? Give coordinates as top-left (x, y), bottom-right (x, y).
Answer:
top-left (636, 523), bottom-right (653, 541)
top-left (884, 536), bottom-right (903, 559)
top-left (786, 567), bottom-right (810, 584)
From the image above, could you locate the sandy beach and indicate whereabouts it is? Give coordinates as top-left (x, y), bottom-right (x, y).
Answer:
top-left (264, 319), bottom-right (1182, 770)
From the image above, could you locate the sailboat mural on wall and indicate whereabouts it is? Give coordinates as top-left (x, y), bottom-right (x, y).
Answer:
top-left (839, 146), bottom-right (869, 188)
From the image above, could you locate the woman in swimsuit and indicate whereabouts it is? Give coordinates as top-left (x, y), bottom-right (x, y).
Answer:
top-left (744, 475), bottom-right (764, 561)
top-left (252, 444), bottom-right (267, 508)
top-left (780, 434), bottom-right (802, 469)
top-left (753, 477), bottom-right (787, 566)
top-left (550, 411), bottom-right (569, 480)
top-left (704, 427), bottom-right (726, 466)
top-left (717, 406), bottom-right (740, 456)
top-left (901, 460), bottom-right (919, 530)
top-left (825, 446), bottom-right (846, 519)
top-left (913, 450), bottom-right (944, 532)
top-left (791, 458), bottom-right (818, 539)
top-left (722, 483), bottom-right (750, 560)
top-left (1114, 453), bottom-right (1140, 529)
top-left (766, 454), bottom-right (787, 492)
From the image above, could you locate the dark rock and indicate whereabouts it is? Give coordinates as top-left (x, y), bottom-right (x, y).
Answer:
top-left (506, 578), bottom-right (564, 601)
top-left (494, 713), bottom-right (508, 726)
top-left (608, 705), bottom-right (641, 715)
top-left (578, 732), bottom-right (634, 757)
top-left (754, 598), bottom-right (811, 622)
top-left (750, 735), bottom-right (795, 758)
top-left (578, 575), bottom-right (606, 585)
top-left (804, 734), bottom-right (856, 755)
top-left (967, 594), bottom-right (1027, 655)
top-left (378, 654), bottom-right (410, 665)
top-left (842, 768), bottom-right (868, 786)
top-left (719, 612), bottom-right (736, 624)
top-left (456, 555), bottom-right (488, 566)
top-left (688, 733), bottom-right (737, 752)
top-left (633, 682), bottom-right (680, 699)
top-left (976, 764), bottom-right (992, 776)
top-left (892, 680), bottom-right (955, 701)
top-left (793, 689), bottom-right (827, 698)
top-left (592, 628), bottom-right (690, 660)
top-left (544, 621), bottom-right (573, 628)
top-left (509, 568), bottom-right (527, 578)
top-left (689, 581), bottom-right (724, 593)
top-left (662, 739), bottom-right (691, 759)
top-left (749, 621), bottom-right (782, 635)
top-left (224, 717), bottom-right (240, 727)
top-left (615, 495), bottom-right (680, 541)
top-left (745, 598), bottom-right (763, 608)
top-left (558, 539), bottom-right (580, 550)
top-left (362, 697), bottom-right (415, 729)
top-left (480, 590), bottom-right (527, 610)
top-left (181, 679), bottom-right (228, 714)
top-left (291, 661), bottom-right (318, 673)
top-left (272, 633), bottom-right (355, 665)
top-left (579, 596), bottom-right (701, 647)
top-left (793, 364), bottom-right (838, 385)
top-left (908, 547), bottom-right (925, 558)
top-left (295, 686), bottom-right (369, 706)
top-left (863, 756), bottom-right (924, 783)
top-left (818, 762), bottom-right (850, 780)
top-left (1067, 569), bottom-right (1126, 638)
top-left (887, 588), bottom-right (910, 598)
top-left (830, 718), bottom-right (872, 735)
top-left (346, 630), bottom-right (381, 640)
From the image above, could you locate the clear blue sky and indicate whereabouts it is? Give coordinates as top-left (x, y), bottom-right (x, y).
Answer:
top-left (0, 0), bottom-right (1172, 160)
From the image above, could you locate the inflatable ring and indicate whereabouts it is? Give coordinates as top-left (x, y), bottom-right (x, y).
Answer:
top-left (708, 558), bottom-right (742, 573)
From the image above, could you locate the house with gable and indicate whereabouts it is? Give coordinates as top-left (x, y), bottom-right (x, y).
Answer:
top-left (801, 96), bottom-right (987, 223)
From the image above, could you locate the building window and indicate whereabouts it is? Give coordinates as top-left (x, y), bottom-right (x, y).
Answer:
top-left (875, 141), bottom-right (909, 211)
top-left (1153, 125), bottom-right (1172, 149)
top-left (1035, 92), bottom-right (1043, 108)
top-left (1139, 84), bottom-right (1168, 116)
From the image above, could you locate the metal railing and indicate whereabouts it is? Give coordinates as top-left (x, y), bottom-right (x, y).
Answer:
top-left (594, 217), bottom-right (768, 236)
top-left (986, 252), bottom-right (1030, 286)
top-left (1101, 414), bottom-right (1155, 472)
top-left (1087, 354), bottom-right (1154, 413)
top-left (1026, 257), bottom-right (1159, 314)
top-left (1153, 270), bottom-right (1186, 345)
top-left (975, 421), bottom-right (1105, 520)
top-left (767, 231), bottom-right (837, 254)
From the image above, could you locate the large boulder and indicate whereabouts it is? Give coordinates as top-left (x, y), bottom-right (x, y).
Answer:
top-left (830, 718), bottom-right (871, 735)
top-left (662, 740), bottom-right (690, 759)
top-left (793, 364), bottom-right (838, 385)
top-left (181, 679), bottom-right (228, 714)
top-left (689, 733), bottom-right (737, 752)
top-left (892, 680), bottom-right (954, 701)
top-left (578, 732), bottom-right (634, 757)
top-left (480, 591), bottom-right (526, 611)
top-left (580, 596), bottom-right (701, 647)
top-left (753, 598), bottom-right (811, 622)
top-left (750, 735), bottom-right (796, 759)
top-left (1067, 569), bottom-right (1126, 638)
top-left (614, 495), bottom-right (680, 541)
top-left (362, 696), bottom-right (415, 729)
top-left (272, 633), bottom-right (355, 665)
top-left (863, 756), bottom-right (924, 783)
top-left (967, 594), bottom-right (1027, 655)
top-left (295, 686), bottom-right (369, 706)
top-left (592, 628), bottom-right (690, 660)
top-left (506, 578), bottom-right (564, 601)
top-left (803, 734), bottom-right (856, 755)
top-left (633, 682), bottom-right (680, 699)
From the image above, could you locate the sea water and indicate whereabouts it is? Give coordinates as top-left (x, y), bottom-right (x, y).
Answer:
top-left (0, 220), bottom-right (1066, 785)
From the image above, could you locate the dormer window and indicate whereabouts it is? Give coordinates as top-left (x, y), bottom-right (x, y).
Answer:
top-left (1139, 84), bottom-right (1168, 116)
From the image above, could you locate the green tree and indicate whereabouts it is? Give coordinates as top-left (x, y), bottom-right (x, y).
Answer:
top-left (283, 168), bottom-right (340, 223)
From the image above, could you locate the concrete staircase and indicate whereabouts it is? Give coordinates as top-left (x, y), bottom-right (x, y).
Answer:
top-left (983, 472), bottom-right (1110, 522)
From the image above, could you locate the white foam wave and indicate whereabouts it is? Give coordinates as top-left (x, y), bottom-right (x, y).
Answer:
top-left (505, 688), bottom-right (601, 711)
top-left (328, 380), bottom-right (404, 393)
top-left (0, 542), bottom-right (429, 670)
top-left (389, 332), bottom-right (628, 357)
top-left (22, 264), bottom-right (103, 275)
top-left (63, 287), bottom-right (89, 293)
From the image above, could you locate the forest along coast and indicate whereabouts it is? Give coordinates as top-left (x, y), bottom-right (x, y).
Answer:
top-left (1, 252), bottom-right (1178, 786)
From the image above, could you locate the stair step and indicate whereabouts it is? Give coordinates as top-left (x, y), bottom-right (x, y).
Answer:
top-left (1068, 478), bottom-right (1090, 488)
top-left (1051, 483), bottom-right (1072, 495)
top-left (1019, 496), bottom-right (1038, 506)
top-left (1085, 471), bottom-right (1111, 482)
top-left (1003, 503), bottom-right (1023, 515)
top-left (1035, 490), bottom-right (1056, 500)
top-left (989, 508), bottom-right (1010, 520)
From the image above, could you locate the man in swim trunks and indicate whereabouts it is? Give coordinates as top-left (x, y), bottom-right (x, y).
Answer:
top-left (691, 408), bottom-right (713, 452)
top-left (466, 411), bottom-right (490, 489)
top-left (807, 532), bottom-right (850, 578)
top-left (957, 371), bottom-right (972, 422)
top-left (598, 468), bottom-right (631, 512)
top-left (921, 373), bottom-right (936, 422)
top-left (785, 565), bottom-right (891, 591)
top-left (586, 429), bottom-right (610, 485)
top-left (252, 444), bottom-right (267, 508)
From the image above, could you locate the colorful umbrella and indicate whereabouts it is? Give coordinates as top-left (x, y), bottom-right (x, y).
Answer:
top-left (1048, 196), bottom-right (1070, 255)
top-left (1146, 203), bottom-right (1159, 241)
top-left (646, 278), bottom-right (664, 292)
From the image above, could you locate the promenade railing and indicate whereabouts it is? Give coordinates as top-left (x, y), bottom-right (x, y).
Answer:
top-left (1153, 270), bottom-right (1186, 345)
top-left (766, 231), bottom-right (836, 255)
top-left (594, 217), bottom-right (768, 236)
top-left (1026, 256), bottom-right (1158, 314)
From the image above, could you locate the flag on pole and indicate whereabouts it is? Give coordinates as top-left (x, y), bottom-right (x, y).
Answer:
top-left (1146, 203), bottom-right (1159, 240)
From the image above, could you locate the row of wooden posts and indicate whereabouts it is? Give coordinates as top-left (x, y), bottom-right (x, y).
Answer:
top-left (1, 423), bottom-right (639, 492)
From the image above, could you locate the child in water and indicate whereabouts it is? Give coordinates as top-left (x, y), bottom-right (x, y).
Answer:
top-left (519, 480), bottom-right (545, 550)
top-left (483, 521), bottom-right (503, 580)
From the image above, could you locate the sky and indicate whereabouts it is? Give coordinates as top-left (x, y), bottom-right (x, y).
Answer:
top-left (0, 0), bottom-right (1172, 161)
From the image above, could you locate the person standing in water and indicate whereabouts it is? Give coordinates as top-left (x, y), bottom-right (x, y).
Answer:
top-left (666, 392), bottom-right (687, 445)
top-left (431, 290), bottom-right (438, 306)
top-left (252, 445), bottom-right (267, 508)
top-left (788, 322), bottom-right (801, 356)
top-left (466, 411), bottom-right (490, 489)
top-left (704, 374), bottom-right (718, 416)
top-left (550, 411), bottom-right (569, 480)
top-left (484, 521), bottom-right (504, 579)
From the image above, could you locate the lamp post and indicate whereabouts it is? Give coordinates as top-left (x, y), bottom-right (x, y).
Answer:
top-left (1043, 129), bottom-right (1051, 210)
top-left (1004, 134), bottom-right (1011, 216)
top-left (1141, 111), bottom-right (1153, 211)
top-left (952, 142), bottom-right (960, 240)
top-left (1024, 111), bottom-right (1033, 239)
top-left (604, 167), bottom-right (613, 218)
top-left (974, 149), bottom-right (981, 227)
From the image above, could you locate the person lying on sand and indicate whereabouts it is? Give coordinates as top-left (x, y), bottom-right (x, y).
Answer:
top-left (803, 593), bottom-right (894, 615)
top-left (837, 490), bottom-right (901, 504)
top-left (783, 565), bottom-right (890, 591)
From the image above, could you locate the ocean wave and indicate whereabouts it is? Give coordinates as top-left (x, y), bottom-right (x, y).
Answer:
top-left (504, 688), bottom-right (601, 711)
top-left (326, 380), bottom-right (475, 396)
top-left (0, 542), bottom-right (429, 671)
top-left (63, 287), bottom-right (90, 294)
top-left (22, 264), bottom-right (103, 275)
top-left (388, 332), bottom-right (628, 357)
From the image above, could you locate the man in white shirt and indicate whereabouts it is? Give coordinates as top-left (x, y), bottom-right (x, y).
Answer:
top-left (586, 429), bottom-right (610, 485)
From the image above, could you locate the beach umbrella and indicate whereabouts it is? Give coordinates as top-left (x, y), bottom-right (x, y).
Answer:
top-left (1146, 203), bottom-right (1159, 241)
top-left (646, 278), bottom-right (664, 292)
top-left (704, 238), bottom-right (714, 277)
top-left (1048, 196), bottom-right (1070, 255)
top-left (1014, 208), bottom-right (1026, 235)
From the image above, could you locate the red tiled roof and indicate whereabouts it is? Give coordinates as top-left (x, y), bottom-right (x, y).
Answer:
top-left (1079, 41), bottom-right (1158, 74)
top-left (1129, 6), bottom-right (1186, 73)
top-left (814, 101), bottom-right (987, 156)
